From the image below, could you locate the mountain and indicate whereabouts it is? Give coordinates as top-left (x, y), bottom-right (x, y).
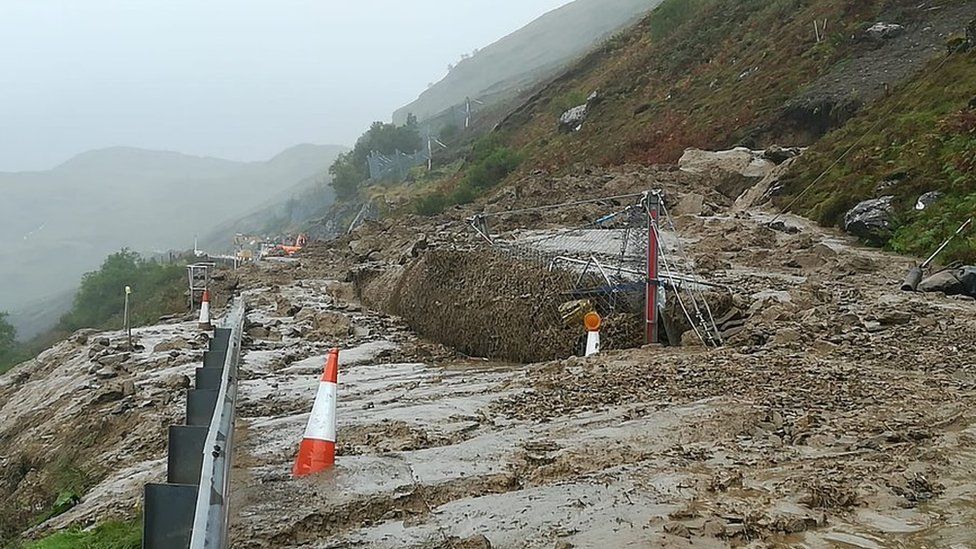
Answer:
top-left (392, 0), bottom-right (660, 126)
top-left (0, 144), bottom-right (345, 326)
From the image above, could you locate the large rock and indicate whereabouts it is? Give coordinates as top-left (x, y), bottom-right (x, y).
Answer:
top-left (679, 147), bottom-right (775, 178)
top-left (153, 337), bottom-right (190, 353)
top-left (559, 104), bottom-right (588, 133)
top-left (918, 266), bottom-right (976, 297)
top-left (844, 196), bottom-right (894, 243)
top-left (558, 91), bottom-right (599, 133)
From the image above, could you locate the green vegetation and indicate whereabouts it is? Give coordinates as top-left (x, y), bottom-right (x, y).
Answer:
top-left (22, 519), bottom-right (140, 549)
top-left (780, 51), bottom-right (976, 263)
top-left (59, 250), bottom-right (186, 333)
top-left (646, 0), bottom-right (716, 38)
top-left (413, 136), bottom-right (522, 216)
top-left (329, 117), bottom-right (423, 200)
top-left (0, 313), bottom-right (25, 375)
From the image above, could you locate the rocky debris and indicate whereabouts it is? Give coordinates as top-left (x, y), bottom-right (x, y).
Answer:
top-left (843, 196), bottom-right (894, 243)
top-left (672, 193), bottom-right (705, 216)
top-left (866, 22), bottom-right (905, 40)
top-left (915, 191), bottom-right (943, 210)
top-left (558, 91), bottom-right (599, 133)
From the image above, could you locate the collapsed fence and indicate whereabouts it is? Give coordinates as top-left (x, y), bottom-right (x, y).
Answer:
top-left (387, 191), bottom-right (733, 363)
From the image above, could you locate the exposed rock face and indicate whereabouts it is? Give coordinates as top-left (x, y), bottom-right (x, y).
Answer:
top-left (844, 196), bottom-right (895, 243)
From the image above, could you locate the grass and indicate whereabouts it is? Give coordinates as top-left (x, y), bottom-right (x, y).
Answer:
top-left (21, 520), bottom-right (140, 549)
top-left (412, 136), bottom-right (522, 216)
top-left (778, 50), bottom-right (976, 263)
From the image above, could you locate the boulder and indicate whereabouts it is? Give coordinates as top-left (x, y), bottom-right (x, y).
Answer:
top-left (558, 91), bottom-right (600, 133)
top-left (96, 352), bottom-right (130, 367)
top-left (94, 387), bottom-right (125, 404)
top-left (153, 337), bottom-right (190, 353)
top-left (915, 191), bottom-right (943, 211)
top-left (762, 145), bottom-right (803, 165)
top-left (679, 147), bottom-right (775, 179)
top-left (918, 266), bottom-right (976, 297)
top-left (94, 366), bottom-right (119, 379)
top-left (559, 104), bottom-right (588, 133)
top-left (71, 329), bottom-right (98, 345)
top-left (866, 22), bottom-right (905, 40)
top-left (843, 196), bottom-right (894, 243)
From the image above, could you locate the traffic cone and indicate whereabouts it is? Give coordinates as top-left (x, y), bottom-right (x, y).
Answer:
top-left (584, 312), bottom-right (601, 357)
top-left (293, 348), bottom-right (340, 477)
top-left (198, 289), bottom-right (213, 330)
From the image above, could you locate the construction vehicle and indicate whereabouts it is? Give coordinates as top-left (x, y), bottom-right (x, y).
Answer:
top-left (270, 233), bottom-right (309, 257)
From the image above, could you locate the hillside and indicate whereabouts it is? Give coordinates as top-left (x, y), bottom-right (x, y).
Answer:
top-left (0, 144), bottom-right (344, 326)
top-left (427, 0), bottom-right (976, 261)
top-left (392, 0), bottom-right (659, 126)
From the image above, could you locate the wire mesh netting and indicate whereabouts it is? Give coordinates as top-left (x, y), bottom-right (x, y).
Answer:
top-left (389, 192), bottom-right (729, 363)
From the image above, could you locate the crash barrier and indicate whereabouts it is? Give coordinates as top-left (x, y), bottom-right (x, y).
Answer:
top-left (143, 298), bottom-right (245, 549)
top-left (293, 348), bottom-right (340, 477)
top-left (389, 192), bottom-right (727, 363)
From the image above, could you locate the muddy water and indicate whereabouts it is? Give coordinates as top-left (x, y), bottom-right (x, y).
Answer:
top-left (228, 225), bottom-right (976, 548)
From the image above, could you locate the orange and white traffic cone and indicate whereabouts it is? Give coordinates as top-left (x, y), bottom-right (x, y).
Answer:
top-left (293, 348), bottom-right (339, 477)
top-left (198, 289), bottom-right (213, 330)
top-left (584, 312), bottom-right (601, 357)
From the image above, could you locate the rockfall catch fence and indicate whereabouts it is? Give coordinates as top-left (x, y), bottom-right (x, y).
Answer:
top-left (387, 192), bottom-right (726, 363)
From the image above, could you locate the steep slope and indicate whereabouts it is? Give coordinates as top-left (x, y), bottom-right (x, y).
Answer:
top-left (392, 0), bottom-right (660, 125)
top-left (492, 0), bottom-right (974, 170)
top-left (0, 144), bottom-right (344, 319)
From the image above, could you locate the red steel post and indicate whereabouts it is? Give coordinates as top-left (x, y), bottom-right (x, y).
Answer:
top-left (646, 195), bottom-right (660, 345)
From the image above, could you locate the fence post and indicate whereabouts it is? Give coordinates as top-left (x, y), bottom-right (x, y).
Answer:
top-left (646, 194), bottom-right (660, 345)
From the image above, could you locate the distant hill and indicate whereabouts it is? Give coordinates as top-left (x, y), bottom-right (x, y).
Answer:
top-left (392, 0), bottom-right (659, 125)
top-left (0, 144), bottom-right (345, 328)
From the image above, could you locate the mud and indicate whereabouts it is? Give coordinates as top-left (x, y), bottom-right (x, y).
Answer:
top-left (225, 166), bottom-right (976, 547)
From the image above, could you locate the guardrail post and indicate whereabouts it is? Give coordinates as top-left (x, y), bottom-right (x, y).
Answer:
top-left (143, 300), bottom-right (244, 549)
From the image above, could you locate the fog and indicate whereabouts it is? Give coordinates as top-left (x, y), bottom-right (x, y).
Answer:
top-left (0, 0), bottom-right (572, 171)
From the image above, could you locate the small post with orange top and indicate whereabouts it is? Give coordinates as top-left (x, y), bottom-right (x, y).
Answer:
top-left (584, 312), bottom-right (601, 357)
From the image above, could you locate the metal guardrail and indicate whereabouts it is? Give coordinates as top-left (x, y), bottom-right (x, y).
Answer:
top-left (143, 298), bottom-right (245, 549)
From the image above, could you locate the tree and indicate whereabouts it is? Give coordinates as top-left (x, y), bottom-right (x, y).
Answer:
top-left (0, 312), bottom-right (22, 373)
top-left (328, 120), bottom-right (422, 199)
top-left (59, 249), bottom-right (185, 332)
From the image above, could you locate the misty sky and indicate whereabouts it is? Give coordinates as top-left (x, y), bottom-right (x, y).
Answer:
top-left (0, 0), bottom-right (572, 172)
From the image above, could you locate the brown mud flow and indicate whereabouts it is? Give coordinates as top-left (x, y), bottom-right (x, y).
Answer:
top-left (226, 192), bottom-right (976, 547)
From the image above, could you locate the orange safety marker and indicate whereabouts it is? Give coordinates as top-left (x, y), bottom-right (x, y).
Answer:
top-left (198, 289), bottom-right (213, 330)
top-left (293, 348), bottom-right (340, 477)
top-left (584, 312), bottom-right (601, 357)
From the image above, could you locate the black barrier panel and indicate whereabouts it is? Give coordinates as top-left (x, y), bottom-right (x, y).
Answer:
top-left (209, 328), bottom-right (231, 353)
top-left (203, 350), bottom-right (226, 370)
top-left (186, 389), bottom-right (218, 427)
top-left (167, 425), bottom-right (208, 485)
top-left (195, 367), bottom-right (223, 391)
top-left (143, 483), bottom-right (197, 549)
